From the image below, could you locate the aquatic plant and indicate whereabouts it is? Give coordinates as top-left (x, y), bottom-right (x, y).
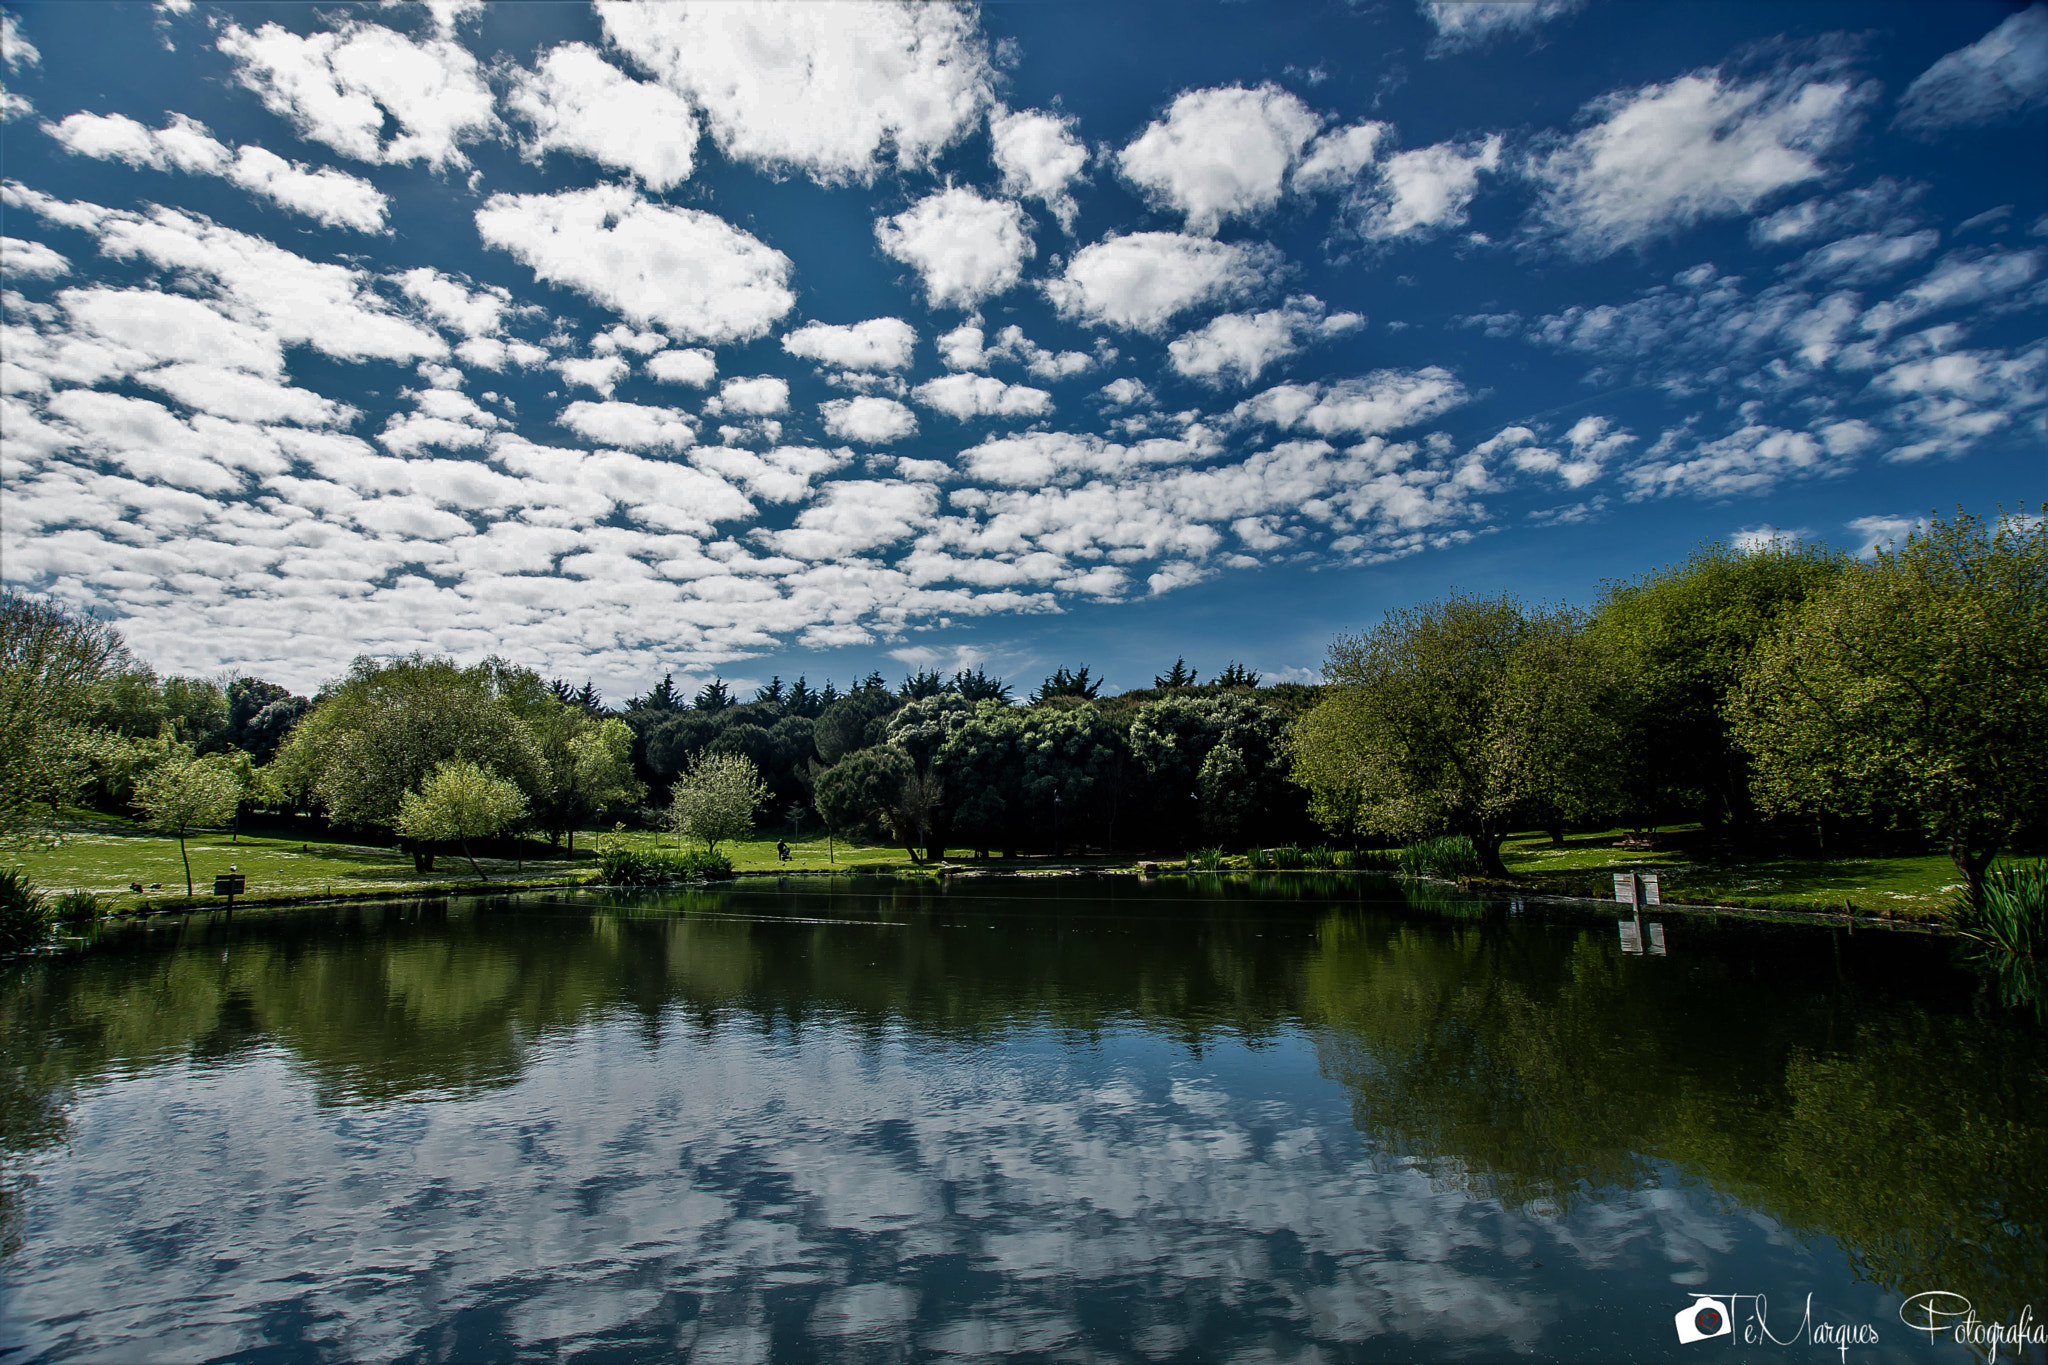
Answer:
top-left (1189, 847), bottom-right (1227, 872)
top-left (1955, 859), bottom-right (2047, 959)
top-left (52, 890), bottom-right (103, 923)
top-left (0, 868), bottom-right (53, 950)
top-left (1398, 835), bottom-right (1481, 879)
top-left (594, 836), bottom-right (733, 885)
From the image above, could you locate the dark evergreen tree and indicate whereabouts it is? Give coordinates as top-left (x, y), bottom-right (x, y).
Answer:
top-left (786, 676), bottom-right (821, 718)
top-left (574, 680), bottom-right (603, 714)
top-left (818, 680), bottom-right (842, 709)
top-left (1031, 665), bottom-right (1101, 703)
top-left (1154, 658), bottom-right (1199, 689)
top-left (951, 667), bottom-right (1012, 703)
top-left (548, 677), bottom-right (577, 705)
top-left (693, 678), bottom-right (732, 711)
top-left (1215, 661), bottom-right (1261, 688)
top-left (858, 670), bottom-right (889, 693)
top-left (754, 676), bottom-right (786, 707)
top-left (899, 668), bottom-right (946, 699)
top-left (634, 673), bottom-right (684, 712)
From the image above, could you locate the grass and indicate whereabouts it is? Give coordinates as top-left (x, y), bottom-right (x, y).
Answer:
top-left (1499, 824), bottom-right (1967, 919)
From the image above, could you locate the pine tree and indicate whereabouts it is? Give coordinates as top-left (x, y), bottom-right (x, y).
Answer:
top-left (1154, 657), bottom-right (1198, 689)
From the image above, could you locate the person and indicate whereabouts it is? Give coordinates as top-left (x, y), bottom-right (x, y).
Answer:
top-left (776, 840), bottom-right (791, 862)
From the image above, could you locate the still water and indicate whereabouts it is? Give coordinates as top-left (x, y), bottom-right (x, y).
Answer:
top-left (0, 875), bottom-right (2041, 1363)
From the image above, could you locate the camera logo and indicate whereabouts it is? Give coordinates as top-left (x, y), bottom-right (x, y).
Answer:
top-left (1676, 1295), bottom-right (1734, 1344)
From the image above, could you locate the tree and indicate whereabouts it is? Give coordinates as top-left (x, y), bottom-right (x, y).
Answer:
top-left (693, 679), bottom-right (733, 712)
top-left (934, 702), bottom-right (1026, 858)
top-left (1292, 595), bottom-right (1629, 876)
top-left (1592, 539), bottom-right (1842, 824)
top-left (394, 760), bottom-right (529, 882)
top-left (1, 590), bottom-right (125, 836)
top-left (1154, 658), bottom-right (1199, 689)
top-left (815, 746), bottom-right (920, 858)
top-left (1731, 508), bottom-right (2048, 896)
top-left (786, 676), bottom-right (821, 718)
top-left (1130, 693), bottom-right (1294, 847)
top-left (1031, 665), bottom-right (1101, 703)
top-left (531, 709), bottom-right (644, 849)
top-left (950, 667), bottom-right (1012, 702)
top-left (1215, 661), bottom-right (1261, 688)
top-left (898, 668), bottom-right (947, 699)
top-left (668, 752), bottom-right (768, 854)
top-left (269, 655), bottom-right (549, 869)
top-left (814, 688), bottom-right (899, 766)
top-left (132, 749), bottom-right (244, 896)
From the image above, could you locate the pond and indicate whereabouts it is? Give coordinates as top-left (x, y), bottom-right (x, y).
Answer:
top-left (1, 875), bottom-right (2042, 1363)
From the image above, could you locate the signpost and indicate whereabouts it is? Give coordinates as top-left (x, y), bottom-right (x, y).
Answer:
top-left (213, 871), bottom-right (246, 912)
top-left (1616, 868), bottom-right (1668, 956)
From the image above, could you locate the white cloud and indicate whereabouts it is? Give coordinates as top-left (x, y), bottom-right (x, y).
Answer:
top-left (1045, 232), bottom-right (1276, 333)
top-left (396, 267), bottom-right (508, 337)
top-left (689, 444), bottom-right (849, 504)
top-left (1236, 368), bottom-right (1467, 437)
top-left (217, 20), bottom-right (497, 169)
top-left (819, 396), bottom-right (917, 443)
top-left (1529, 66), bottom-right (1870, 257)
top-left (1421, 0), bottom-right (1586, 54)
top-left (875, 188), bottom-right (1034, 310)
top-left (1167, 297), bottom-right (1362, 387)
top-left (936, 320), bottom-right (990, 371)
top-left (590, 324), bottom-right (667, 357)
top-left (1, 236), bottom-right (67, 278)
top-left (763, 478), bottom-right (936, 559)
top-left (646, 348), bottom-right (716, 387)
top-left (912, 374), bottom-right (1053, 421)
top-left (715, 376), bottom-right (789, 417)
top-left (475, 186), bottom-right (794, 344)
top-left (1896, 4), bottom-right (2048, 133)
top-left (455, 337), bottom-right (549, 371)
top-left (782, 318), bottom-right (917, 372)
top-left (1785, 230), bottom-right (1939, 285)
top-left (1116, 84), bottom-right (1320, 234)
top-left (506, 43), bottom-right (698, 191)
top-left (596, 0), bottom-right (992, 185)
top-left (953, 429), bottom-right (1216, 487)
top-left (1478, 416), bottom-right (1631, 488)
top-left (557, 400), bottom-right (696, 451)
top-left (1356, 136), bottom-right (1501, 240)
top-left (1844, 513), bottom-right (1926, 557)
top-left (1859, 247), bottom-right (2041, 335)
top-left (43, 111), bottom-right (390, 232)
top-left (1098, 378), bottom-right (1153, 408)
top-left (556, 355), bottom-right (629, 397)
top-left (1292, 123), bottom-right (1389, 194)
top-left (1748, 178), bottom-right (1925, 247)
top-left (991, 107), bottom-right (1088, 232)
top-left (2, 12), bottom-right (40, 72)
top-left (1624, 423), bottom-right (1831, 497)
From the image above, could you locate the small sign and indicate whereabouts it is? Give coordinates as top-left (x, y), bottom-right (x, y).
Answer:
top-left (1618, 919), bottom-right (1644, 954)
top-left (1642, 873), bottom-right (1662, 906)
top-left (1614, 872), bottom-right (1637, 906)
top-left (1647, 922), bottom-right (1667, 956)
top-left (213, 874), bottom-right (246, 896)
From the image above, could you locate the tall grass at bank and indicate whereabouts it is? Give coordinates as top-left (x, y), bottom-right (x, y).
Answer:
top-left (0, 868), bottom-right (53, 950)
top-left (1398, 835), bottom-right (1481, 879)
top-left (1956, 860), bottom-right (2048, 959)
top-left (593, 837), bottom-right (733, 885)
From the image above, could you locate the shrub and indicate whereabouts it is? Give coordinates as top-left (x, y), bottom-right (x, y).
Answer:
top-left (594, 835), bottom-right (733, 885)
top-left (1269, 845), bottom-right (1307, 870)
top-left (1398, 835), bottom-right (1482, 879)
top-left (52, 890), bottom-right (102, 923)
top-left (1302, 846), bottom-right (1339, 870)
top-left (1956, 859), bottom-right (2047, 960)
top-left (0, 868), bottom-right (53, 950)
top-left (1189, 847), bottom-right (1227, 872)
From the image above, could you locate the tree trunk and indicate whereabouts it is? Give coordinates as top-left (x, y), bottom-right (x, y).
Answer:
top-left (1471, 829), bottom-right (1509, 879)
top-left (178, 833), bottom-right (193, 897)
top-left (409, 842), bottom-right (435, 872)
top-left (463, 838), bottom-right (488, 882)
top-left (1546, 824), bottom-right (1565, 847)
top-left (1950, 838), bottom-right (1996, 903)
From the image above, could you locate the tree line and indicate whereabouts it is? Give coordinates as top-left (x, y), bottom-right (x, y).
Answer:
top-left (3, 507), bottom-right (2039, 891)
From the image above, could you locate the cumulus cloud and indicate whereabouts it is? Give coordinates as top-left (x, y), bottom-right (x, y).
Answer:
top-left (43, 111), bottom-right (390, 232)
top-left (217, 20), bottom-right (497, 169)
top-left (714, 376), bottom-right (789, 417)
top-left (1475, 416), bottom-right (1631, 488)
top-left (763, 478), bottom-right (937, 559)
top-left (1859, 247), bottom-right (2041, 335)
top-left (1292, 123), bottom-right (1390, 194)
top-left (782, 318), bottom-right (917, 372)
top-left (1844, 513), bottom-right (1926, 557)
top-left (1167, 297), bottom-right (1362, 386)
top-left (555, 355), bottom-right (628, 397)
top-left (2, 12), bottom-right (40, 72)
top-left (1235, 368), bottom-right (1467, 437)
top-left (506, 42), bottom-right (699, 191)
top-left (556, 400), bottom-right (696, 450)
top-left (1748, 178), bottom-right (1925, 247)
top-left (875, 188), bottom-right (1034, 310)
top-left (689, 443), bottom-right (850, 504)
top-left (1, 235), bottom-right (67, 278)
top-left (596, 0), bottom-right (992, 185)
top-left (912, 374), bottom-right (1053, 421)
top-left (991, 107), bottom-right (1089, 232)
top-left (1356, 136), bottom-right (1501, 240)
top-left (819, 396), bottom-right (918, 443)
top-left (1528, 65), bottom-right (1871, 257)
top-left (1046, 232), bottom-right (1276, 333)
top-left (646, 348), bottom-right (716, 387)
top-left (396, 267), bottom-right (509, 337)
top-left (1421, 0), bottom-right (1587, 54)
top-left (1117, 84), bottom-right (1321, 234)
top-left (1729, 524), bottom-right (1808, 553)
top-left (476, 186), bottom-right (794, 343)
top-left (1896, 4), bottom-right (2048, 134)
top-left (1625, 423), bottom-right (1833, 497)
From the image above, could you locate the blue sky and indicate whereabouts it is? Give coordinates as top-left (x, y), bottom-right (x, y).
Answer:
top-left (2, 0), bottom-right (2042, 699)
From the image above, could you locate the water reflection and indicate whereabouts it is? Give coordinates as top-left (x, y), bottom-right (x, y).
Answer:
top-left (0, 876), bottom-right (2041, 1362)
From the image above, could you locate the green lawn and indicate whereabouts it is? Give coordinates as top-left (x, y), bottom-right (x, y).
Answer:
top-left (1501, 825), bottom-right (1968, 918)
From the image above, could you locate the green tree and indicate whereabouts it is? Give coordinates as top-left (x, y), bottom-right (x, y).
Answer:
top-left (934, 702), bottom-right (1026, 857)
top-left (132, 749), bottom-right (244, 896)
top-left (1293, 595), bottom-right (1628, 876)
top-left (0, 590), bottom-right (125, 836)
top-left (1731, 508), bottom-right (2048, 895)
top-left (531, 707), bottom-right (644, 848)
top-left (1130, 693), bottom-right (1294, 847)
top-left (1592, 539), bottom-right (1842, 824)
top-left (1154, 658), bottom-right (1199, 689)
top-left (668, 752), bottom-right (769, 854)
top-left (815, 746), bottom-right (920, 858)
top-left (1030, 665), bottom-right (1101, 703)
top-left (393, 760), bottom-right (529, 882)
top-left (270, 655), bottom-right (549, 868)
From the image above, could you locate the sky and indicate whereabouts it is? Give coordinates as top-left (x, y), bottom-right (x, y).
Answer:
top-left (1, 0), bottom-right (2043, 701)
